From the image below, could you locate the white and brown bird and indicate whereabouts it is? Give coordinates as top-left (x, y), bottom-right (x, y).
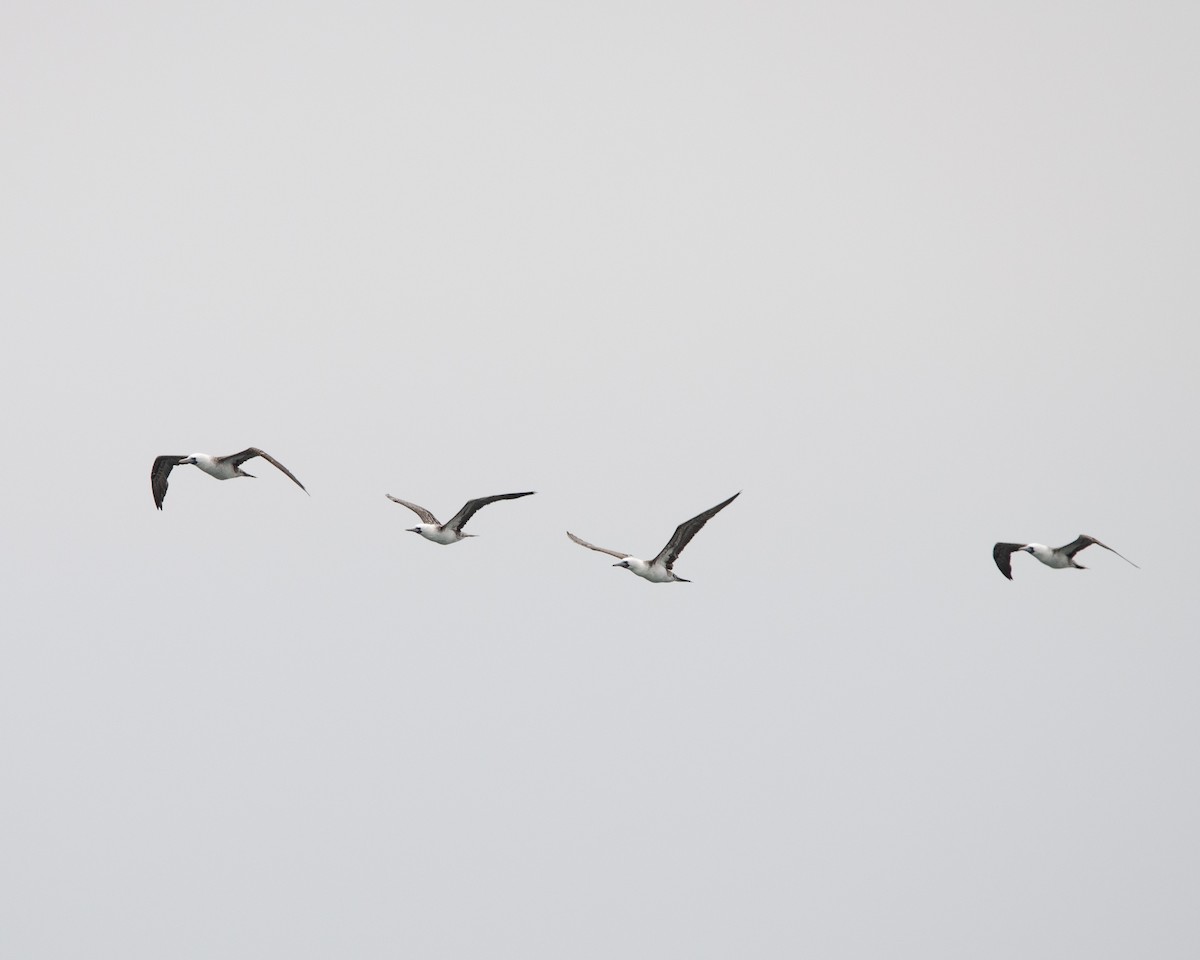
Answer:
top-left (567, 492), bottom-right (739, 583)
top-left (386, 491), bottom-right (535, 544)
top-left (151, 448), bottom-right (308, 510)
top-left (992, 534), bottom-right (1139, 580)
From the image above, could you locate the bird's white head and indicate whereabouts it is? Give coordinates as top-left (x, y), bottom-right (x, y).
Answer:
top-left (179, 455), bottom-right (199, 465)
top-left (612, 557), bottom-right (653, 579)
top-left (408, 525), bottom-right (425, 535)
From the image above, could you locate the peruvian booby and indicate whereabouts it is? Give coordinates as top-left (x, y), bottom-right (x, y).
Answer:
top-left (567, 492), bottom-right (740, 583)
top-left (151, 448), bottom-right (308, 510)
top-left (993, 534), bottom-right (1139, 580)
top-left (386, 491), bottom-right (535, 544)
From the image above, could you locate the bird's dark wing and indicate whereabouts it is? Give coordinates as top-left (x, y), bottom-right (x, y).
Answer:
top-left (992, 542), bottom-right (1025, 580)
top-left (385, 495), bottom-right (440, 525)
top-left (1057, 535), bottom-right (1096, 558)
top-left (1059, 534), bottom-right (1139, 568)
top-left (151, 455), bottom-right (186, 510)
top-left (566, 531), bottom-right (630, 560)
top-left (217, 447), bottom-right (307, 494)
top-left (445, 491), bottom-right (535, 533)
top-left (651, 492), bottom-right (740, 570)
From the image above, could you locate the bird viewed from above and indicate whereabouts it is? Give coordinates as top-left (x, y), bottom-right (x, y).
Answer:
top-left (151, 448), bottom-right (309, 510)
top-left (992, 535), bottom-right (1140, 580)
top-left (566, 492), bottom-right (740, 583)
top-left (386, 491), bottom-right (536, 544)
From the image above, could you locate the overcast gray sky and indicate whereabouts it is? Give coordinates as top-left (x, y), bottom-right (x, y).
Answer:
top-left (3, 1), bottom-right (1199, 957)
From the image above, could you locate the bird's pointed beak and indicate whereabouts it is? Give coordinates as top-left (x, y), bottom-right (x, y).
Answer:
top-left (407, 527), bottom-right (420, 534)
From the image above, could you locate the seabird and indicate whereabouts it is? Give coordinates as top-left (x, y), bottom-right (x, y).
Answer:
top-left (386, 491), bottom-right (535, 544)
top-left (993, 534), bottom-right (1139, 580)
top-left (151, 448), bottom-right (308, 510)
top-left (566, 492), bottom-right (740, 583)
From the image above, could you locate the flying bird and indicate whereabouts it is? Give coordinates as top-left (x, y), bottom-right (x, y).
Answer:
top-left (386, 491), bottom-right (535, 544)
top-left (151, 448), bottom-right (308, 510)
top-left (993, 534), bottom-right (1139, 580)
top-left (566, 492), bottom-right (740, 583)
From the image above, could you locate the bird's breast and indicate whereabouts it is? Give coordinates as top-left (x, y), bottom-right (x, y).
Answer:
top-left (421, 527), bottom-right (460, 545)
top-left (195, 458), bottom-right (236, 480)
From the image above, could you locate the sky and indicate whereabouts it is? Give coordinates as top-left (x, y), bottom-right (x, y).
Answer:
top-left (3, 1), bottom-right (1199, 957)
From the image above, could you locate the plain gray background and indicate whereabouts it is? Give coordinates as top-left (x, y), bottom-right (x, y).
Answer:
top-left (3, 1), bottom-right (1198, 957)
